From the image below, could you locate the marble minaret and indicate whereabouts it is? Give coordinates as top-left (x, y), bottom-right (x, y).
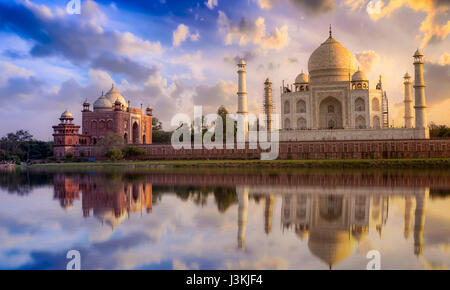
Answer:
top-left (413, 49), bottom-right (427, 129)
top-left (263, 78), bottom-right (273, 132)
top-left (237, 59), bottom-right (248, 140)
top-left (403, 73), bottom-right (413, 128)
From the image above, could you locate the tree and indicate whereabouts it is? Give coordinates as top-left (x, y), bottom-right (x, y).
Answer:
top-left (94, 133), bottom-right (124, 156)
top-left (152, 116), bottom-right (172, 143)
top-left (105, 149), bottom-right (124, 160)
top-left (123, 146), bottom-right (146, 158)
top-left (429, 123), bottom-right (450, 138)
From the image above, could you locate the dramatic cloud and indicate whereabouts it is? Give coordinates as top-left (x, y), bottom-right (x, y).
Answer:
top-left (205, 0), bottom-right (219, 10)
top-left (344, 0), bottom-right (450, 47)
top-left (424, 55), bottom-right (450, 105)
top-left (192, 80), bottom-right (237, 113)
top-left (0, 0), bottom-right (162, 62)
top-left (355, 50), bottom-right (381, 73)
top-left (91, 53), bottom-right (158, 82)
top-left (172, 24), bottom-right (200, 47)
top-left (253, 0), bottom-right (335, 13)
top-left (218, 11), bottom-right (289, 50)
top-left (289, 0), bottom-right (336, 14)
top-left (253, 0), bottom-right (277, 9)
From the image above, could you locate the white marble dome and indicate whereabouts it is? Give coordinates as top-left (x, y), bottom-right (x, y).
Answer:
top-left (60, 110), bottom-right (73, 119)
top-left (105, 85), bottom-right (128, 109)
top-left (352, 70), bottom-right (367, 81)
top-left (93, 94), bottom-right (113, 110)
top-left (295, 72), bottom-right (309, 84)
top-left (308, 35), bottom-right (357, 82)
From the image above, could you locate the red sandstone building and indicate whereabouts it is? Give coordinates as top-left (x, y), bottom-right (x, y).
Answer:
top-left (53, 85), bottom-right (152, 158)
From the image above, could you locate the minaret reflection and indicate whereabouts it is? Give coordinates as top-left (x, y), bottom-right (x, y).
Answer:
top-left (414, 188), bottom-right (429, 256)
top-left (404, 196), bottom-right (413, 239)
top-left (237, 186), bottom-right (249, 249)
top-left (264, 195), bottom-right (274, 234)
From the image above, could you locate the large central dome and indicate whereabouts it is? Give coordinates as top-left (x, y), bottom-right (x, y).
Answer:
top-left (308, 34), bottom-right (357, 83)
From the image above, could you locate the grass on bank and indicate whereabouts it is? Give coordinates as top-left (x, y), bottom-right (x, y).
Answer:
top-left (28, 158), bottom-right (450, 169)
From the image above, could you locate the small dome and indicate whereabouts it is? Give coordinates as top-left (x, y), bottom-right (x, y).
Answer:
top-left (105, 84), bottom-right (128, 109)
top-left (352, 69), bottom-right (366, 81)
top-left (146, 106), bottom-right (152, 111)
top-left (414, 49), bottom-right (423, 57)
top-left (404, 72), bottom-right (411, 79)
top-left (114, 98), bottom-right (122, 105)
top-left (83, 99), bottom-right (90, 106)
top-left (93, 93), bottom-right (113, 110)
top-left (295, 72), bottom-right (309, 84)
top-left (60, 110), bottom-right (73, 119)
top-left (238, 58), bottom-right (246, 66)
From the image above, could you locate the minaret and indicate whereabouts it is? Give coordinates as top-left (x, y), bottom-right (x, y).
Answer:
top-left (414, 188), bottom-right (429, 256)
top-left (403, 73), bottom-right (413, 128)
top-left (237, 59), bottom-right (248, 139)
top-left (413, 49), bottom-right (427, 129)
top-left (237, 186), bottom-right (249, 249)
top-left (404, 196), bottom-right (413, 239)
top-left (263, 78), bottom-right (273, 132)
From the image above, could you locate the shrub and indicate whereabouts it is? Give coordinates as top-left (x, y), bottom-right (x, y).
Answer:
top-left (64, 153), bottom-right (73, 161)
top-left (123, 146), bottom-right (146, 158)
top-left (105, 149), bottom-right (124, 160)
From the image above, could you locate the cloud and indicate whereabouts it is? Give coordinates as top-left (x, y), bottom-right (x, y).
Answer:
top-left (172, 24), bottom-right (200, 47)
top-left (289, 0), bottom-right (336, 14)
top-left (344, 0), bottom-right (450, 47)
top-left (253, 0), bottom-right (335, 13)
top-left (223, 51), bottom-right (259, 65)
top-left (0, 0), bottom-right (163, 63)
top-left (253, 0), bottom-right (277, 9)
top-left (423, 55), bottom-right (450, 105)
top-left (355, 50), bottom-right (381, 73)
top-left (218, 11), bottom-right (289, 51)
top-left (205, 0), bottom-right (218, 10)
top-left (192, 80), bottom-right (237, 113)
top-left (91, 53), bottom-right (158, 82)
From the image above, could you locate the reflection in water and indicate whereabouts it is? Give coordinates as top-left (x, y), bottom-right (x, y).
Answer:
top-left (235, 184), bottom-right (428, 268)
top-left (53, 173), bottom-right (153, 229)
top-left (0, 169), bottom-right (447, 269)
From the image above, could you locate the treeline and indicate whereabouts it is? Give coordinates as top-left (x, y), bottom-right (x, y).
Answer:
top-left (429, 123), bottom-right (450, 138)
top-left (0, 130), bottom-right (53, 163)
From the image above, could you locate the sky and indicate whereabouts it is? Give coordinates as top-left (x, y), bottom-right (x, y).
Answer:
top-left (0, 0), bottom-right (448, 140)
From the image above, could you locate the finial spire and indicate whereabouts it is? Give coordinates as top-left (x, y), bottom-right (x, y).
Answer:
top-left (329, 24), bottom-right (332, 38)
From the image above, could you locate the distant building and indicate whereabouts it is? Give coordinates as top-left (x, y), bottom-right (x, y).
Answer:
top-left (53, 85), bottom-right (152, 158)
top-left (276, 27), bottom-right (429, 141)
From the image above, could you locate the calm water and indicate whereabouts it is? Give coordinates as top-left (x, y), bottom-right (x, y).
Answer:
top-left (0, 167), bottom-right (449, 270)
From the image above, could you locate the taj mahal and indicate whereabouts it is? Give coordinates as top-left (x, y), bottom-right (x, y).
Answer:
top-left (50, 27), bottom-right (449, 161)
top-left (243, 27), bottom-right (430, 141)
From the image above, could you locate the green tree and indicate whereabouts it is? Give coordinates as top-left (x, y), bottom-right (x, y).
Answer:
top-left (105, 149), bottom-right (124, 160)
top-left (94, 133), bottom-right (124, 156)
top-left (123, 146), bottom-right (146, 158)
top-left (429, 123), bottom-right (450, 138)
top-left (152, 117), bottom-right (172, 143)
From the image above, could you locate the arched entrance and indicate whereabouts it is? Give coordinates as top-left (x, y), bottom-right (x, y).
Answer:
top-left (132, 122), bottom-right (139, 144)
top-left (373, 116), bottom-right (380, 129)
top-left (319, 97), bottom-right (343, 129)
